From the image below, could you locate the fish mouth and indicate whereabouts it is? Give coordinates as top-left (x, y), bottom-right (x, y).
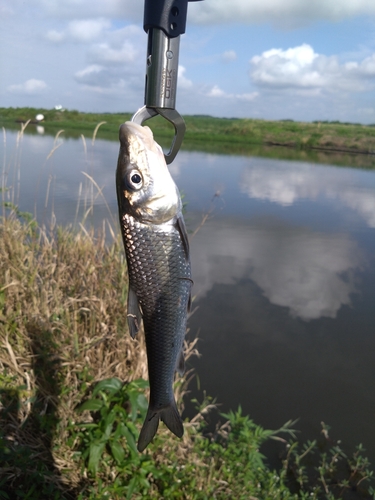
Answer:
top-left (120, 122), bottom-right (162, 163)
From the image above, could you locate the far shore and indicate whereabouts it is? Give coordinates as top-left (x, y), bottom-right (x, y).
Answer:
top-left (1, 107), bottom-right (374, 156)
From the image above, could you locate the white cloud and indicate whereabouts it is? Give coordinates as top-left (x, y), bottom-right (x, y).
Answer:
top-left (207, 85), bottom-right (258, 101)
top-left (2, 0), bottom-right (375, 120)
top-left (46, 17), bottom-right (111, 43)
top-left (68, 18), bottom-right (111, 42)
top-left (208, 85), bottom-right (226, 98)
top-left (46, 29), bottom-right (65, 43)
top-left (222, 50), bottom-right (237, 62)
top-left (32, 0), bottom-right (142, 21)
top-left (7, 79), bottom-right (48, 94)
top-left (188, 0), bottom-right (375, 27)
top-left (250, 44), bottom-right (375, 93)
top-left (20, 0), bottom-right (375, 27)
top-left (71, 24), bottom-right (144, 92)
top-left (178, 65), bottom-right (193, 89)
top-left (357, 53), bottom-right (375, 77)
top-left (74, 62), bottom-right (142, 97)
top-left (238, 92), bottom-right (260, 101)
top-left (88, 41), bottom-right (137, 65)
top-left (75, 64), bottom-right (104, 80)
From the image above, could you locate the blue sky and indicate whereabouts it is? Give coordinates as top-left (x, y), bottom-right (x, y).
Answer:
top-left (1, 0), bottom-right (375, 123)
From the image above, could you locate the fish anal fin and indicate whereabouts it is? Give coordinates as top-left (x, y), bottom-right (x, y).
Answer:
top-left (127, 286), bottom-right (142, 339)
top-left (176, 348), bottom-right (185, 376)
top-left (187, 291), bottom-right (192, 313)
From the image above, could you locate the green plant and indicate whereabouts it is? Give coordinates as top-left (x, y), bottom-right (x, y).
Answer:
top-left (69, 378), bottom-right (172, 499)
top-left (69, 386), bottom-right (299, 499)
top-left (72, 378), bottom-right (147, 474)
top-left (280, 423), bottom-right (375, 499)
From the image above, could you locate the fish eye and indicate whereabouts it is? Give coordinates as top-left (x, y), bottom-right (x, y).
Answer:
top-left (126, 170), bottom-right (143, 191)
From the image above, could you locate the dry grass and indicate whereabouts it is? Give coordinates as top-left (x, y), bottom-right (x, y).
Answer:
top-left (0, 122), bottom-right (205, 497)
top-left (0, 213), bottom-right (200, 495)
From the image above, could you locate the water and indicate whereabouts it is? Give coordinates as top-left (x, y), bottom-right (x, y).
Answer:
top-left (2, 127), bottom-right (375, 464)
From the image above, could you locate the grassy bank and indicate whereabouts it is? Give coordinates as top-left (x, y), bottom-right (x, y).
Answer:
top-left (1, 107), bottom-right (375, 155)
top-left (0, 209), bottom-right (374, 499)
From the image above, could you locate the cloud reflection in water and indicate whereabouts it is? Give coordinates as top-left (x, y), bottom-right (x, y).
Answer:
top-left (191, 217), bottom-right (362, 321)
top-left (240, 158), bottom-right (375, 227)
top-left (189, 157), bottom-right (374, 322)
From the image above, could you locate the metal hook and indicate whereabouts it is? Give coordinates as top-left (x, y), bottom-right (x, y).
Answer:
top-left (131, 106), bottom-right (186, 164)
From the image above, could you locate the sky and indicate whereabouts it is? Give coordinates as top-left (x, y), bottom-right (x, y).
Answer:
top-left (1, 0), bottom-right (375, 123)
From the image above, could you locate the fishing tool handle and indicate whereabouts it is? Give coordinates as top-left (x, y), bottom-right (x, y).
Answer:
top-left (132, 0), bottom-right (203, 164)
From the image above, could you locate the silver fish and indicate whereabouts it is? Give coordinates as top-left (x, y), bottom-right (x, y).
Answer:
top-left (116, 122), bottom-right (192, 452)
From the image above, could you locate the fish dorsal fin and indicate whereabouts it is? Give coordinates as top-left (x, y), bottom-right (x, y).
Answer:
top-left (127, 286), bottom-right (142, 339)
top-left (175, 214), bottom-right (190, 261)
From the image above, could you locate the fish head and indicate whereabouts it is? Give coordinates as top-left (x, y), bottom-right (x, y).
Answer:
top-left (117, 122), bottom-right (181, 224)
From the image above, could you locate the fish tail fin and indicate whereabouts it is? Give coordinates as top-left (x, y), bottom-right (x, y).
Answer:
top-left (137, 400), bottom-right (183, 453)
top-left (160, 399), bottom-right (184, 438)
top-left (137, 408), bottom-right (160, 453)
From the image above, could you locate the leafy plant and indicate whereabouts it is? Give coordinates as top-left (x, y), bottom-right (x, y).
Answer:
top-left (280, 423), bottom-right (375, 499)
top-left (69, 378), bottom-right (168, 498)
top-left (72, 378), bottom-right (148, 475)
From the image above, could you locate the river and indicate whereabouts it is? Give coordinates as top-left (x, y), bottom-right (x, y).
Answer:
top-left (2, 125), bottom-right (375, 465)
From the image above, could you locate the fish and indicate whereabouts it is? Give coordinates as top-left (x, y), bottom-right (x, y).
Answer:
top-left (116, 121), bottom-right (192, 452)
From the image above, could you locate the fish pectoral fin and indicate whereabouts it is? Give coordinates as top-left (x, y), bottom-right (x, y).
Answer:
top-left (175, 214), bottom-right (190, 261)
top-left (127, 286), bottom-right (142, 339)
top-left (137, 400), bottom-right (183, 453)
top-left (176, 348), bottom-right (185, 376)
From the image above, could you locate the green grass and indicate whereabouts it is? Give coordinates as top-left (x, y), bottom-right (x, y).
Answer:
top-left (0, 208), bottom-right (374, 499)
top-left (1, 107), bottom-right (375, 155)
